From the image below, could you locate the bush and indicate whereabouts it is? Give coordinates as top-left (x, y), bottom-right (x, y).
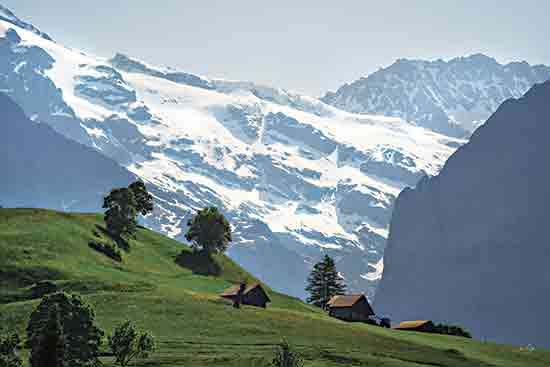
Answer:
top-left (379, 317), bottom-right (391, 328)
top-left (109, 321), bottom-right (156, 367)
top-left (0, 333), bottom-right (22, 367)
top-left (89, 241), bottom-right (122, 262)
top-left (434, 323), bottom-right (472, 338)
top-left (271, 339), bottom-right (303, 367)
top-left (30, 280), bottom-right (58, 298)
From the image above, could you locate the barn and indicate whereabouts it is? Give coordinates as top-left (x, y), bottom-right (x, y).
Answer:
top-left (327, 294), bottom-right (375, 322)
top-left (393, 320), bottom-right (436, 333)
top-left (220, 283), bottom-right (271, 308)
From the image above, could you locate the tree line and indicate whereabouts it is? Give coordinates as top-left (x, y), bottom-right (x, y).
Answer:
top-left (1, 292), bottom-right (155, 367)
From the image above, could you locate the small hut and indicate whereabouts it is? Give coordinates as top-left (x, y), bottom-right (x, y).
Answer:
top-left (327, 294), bottom-right (375, 322)
top-left (393, 320), bottom-right (435, 333)
top-left (220, 283), bottom-right (271, 308)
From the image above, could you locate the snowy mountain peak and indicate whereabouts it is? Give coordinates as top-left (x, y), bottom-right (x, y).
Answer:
top-left (0, 10), bottom-right (461, 299)
top-left (322, 54), bottom-right (550, 137)
top-left (0, 4), bottom-right (52, 41)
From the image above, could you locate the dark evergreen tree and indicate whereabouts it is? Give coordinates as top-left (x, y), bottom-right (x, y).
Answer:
top-left (128, 181), bottom-right (154, 216)
top-left (0, 332), bottom-right (22, 367)
top-left (305, 255), bottom-right (346, 310)
top-left (103, 187), bottom-right (138, 238)
top-left (185, 207), bottom-right (232, 254)
top-left (27, 293), bottom-right (104, 367)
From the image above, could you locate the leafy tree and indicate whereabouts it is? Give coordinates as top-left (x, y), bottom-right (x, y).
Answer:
top-left (103, 187), bottom-right (138, 238)
top-left (271, 339), bottom-right (303, 367)
top-left (128, 181), bottom-right (154, 216)
top-left (109, 321), bottom-right (156, 367)
top-left (0, 333), bottom-right (22, 367)
top-left (185, 207), bottom-right (232, 254)
top-left (27, 292), bottom-right (104, 367)
top-left (305, 255), bottom-right (346, 310)
top-left (30, 305), bottom-right (65, 367)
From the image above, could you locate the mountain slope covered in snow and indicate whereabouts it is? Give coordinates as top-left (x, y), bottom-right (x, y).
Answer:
top-left (322, 55), bottom-right (550, 137)
top-left (0, 7), bottom-right (461, 298)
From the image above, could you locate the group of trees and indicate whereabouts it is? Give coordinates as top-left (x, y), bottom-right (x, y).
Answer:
top-left (1, 292), bottom-right (155, 367)
top-left (103, 182), bottom-right (232, 256)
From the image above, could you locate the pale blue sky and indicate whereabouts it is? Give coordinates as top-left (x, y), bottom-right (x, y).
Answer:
top-left (4, 0), bottom-right (550, 96)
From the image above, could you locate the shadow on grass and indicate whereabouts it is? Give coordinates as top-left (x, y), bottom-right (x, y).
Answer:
top-left (0, 266), bottom-right (63, 287)
top-left (175, 250), bottom-right (222, 277)
top-left (95, 225), bottom-right (130, 251)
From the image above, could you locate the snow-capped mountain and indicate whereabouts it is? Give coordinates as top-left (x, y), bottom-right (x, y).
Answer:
top-left (322, 55), bottom-right (550, 137)
top-left (0, 6), bottom-right (461, 298)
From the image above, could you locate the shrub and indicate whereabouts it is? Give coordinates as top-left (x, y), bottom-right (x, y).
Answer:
top-left (434, 323), bottom-right (472, 338)
top-left (109, 321), bottom-right (156, 367)
top-left (271, 339), bottom-right (304, 367)
top-left (30, 280), bottom-right (58, 298)
top-left (379, 317), bottom-right (392, 328)
top-left (89, 241), bottom-right (122, 262)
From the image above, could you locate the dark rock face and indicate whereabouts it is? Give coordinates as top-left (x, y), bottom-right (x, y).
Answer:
top-left (0, 93), bottom-right (135, 211)
top-left (375, 81), bottom-right (550, 347)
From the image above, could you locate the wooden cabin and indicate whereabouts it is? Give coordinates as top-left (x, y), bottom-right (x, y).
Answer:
top-left (327, 294), bottom-right (375, 322)
top-left (220, 283), bottom-right (271, 308)
top-left (393, 320), bottom-right (435, 333)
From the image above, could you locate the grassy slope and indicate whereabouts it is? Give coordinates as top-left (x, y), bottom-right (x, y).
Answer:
top-left (0, 208), bottom-right (548, 367)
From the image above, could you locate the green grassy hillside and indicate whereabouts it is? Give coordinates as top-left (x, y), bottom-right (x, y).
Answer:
top-left (0, 208), bottom-right (548, 366)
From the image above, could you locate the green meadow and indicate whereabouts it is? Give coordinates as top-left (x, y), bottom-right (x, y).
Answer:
top-left (1, 208), bottom-right (547, 366)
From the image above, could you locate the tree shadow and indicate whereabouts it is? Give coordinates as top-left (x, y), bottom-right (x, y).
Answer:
top-left (94, 225), bottom-right (130, 252)
top-left (175, 250), bottom-right (221, 277)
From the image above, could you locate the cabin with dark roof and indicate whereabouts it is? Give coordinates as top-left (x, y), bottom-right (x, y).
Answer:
top-left (327, 294), bottom-right (375, 322)
top-left (393, 320), bottom-right (435, 333)
top-left (220, 283), bottom-right (271, 308)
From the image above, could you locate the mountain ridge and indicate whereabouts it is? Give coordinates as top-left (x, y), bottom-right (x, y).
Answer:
top-left (375, 80), bottom-right (550, 347)
top-left (322, 54), bottom-right (550, 137)
top-left (0, 91), bottom-right (135, 211)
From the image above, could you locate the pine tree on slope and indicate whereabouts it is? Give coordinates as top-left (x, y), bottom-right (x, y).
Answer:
top-left (305, 255), bottom-right (346, 310)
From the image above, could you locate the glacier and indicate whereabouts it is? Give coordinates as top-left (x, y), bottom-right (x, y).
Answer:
top-left (0, 8), bottom-right (461, 298)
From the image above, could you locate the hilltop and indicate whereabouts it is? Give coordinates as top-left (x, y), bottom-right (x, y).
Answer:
top-left (1, 208), bottom-right (549, 366)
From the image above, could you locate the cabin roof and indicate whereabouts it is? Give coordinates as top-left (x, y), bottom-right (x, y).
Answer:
top-left (394, 320), bottom-right (432, 330)
top-left (327, 294), bottom-right (367, 308)
top-left (220, 283), bottom-right (271, 302)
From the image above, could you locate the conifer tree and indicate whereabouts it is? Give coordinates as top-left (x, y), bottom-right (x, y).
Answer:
top-left (305, 255), bottom-right (346, 310)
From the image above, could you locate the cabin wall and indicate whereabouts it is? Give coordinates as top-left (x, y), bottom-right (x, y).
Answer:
top-left (330, 307), bottom-right (353, 320)
top-left (243, 287), bottom-right (268, 308)
top-left (352, 299), bottom-right (374, 320)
